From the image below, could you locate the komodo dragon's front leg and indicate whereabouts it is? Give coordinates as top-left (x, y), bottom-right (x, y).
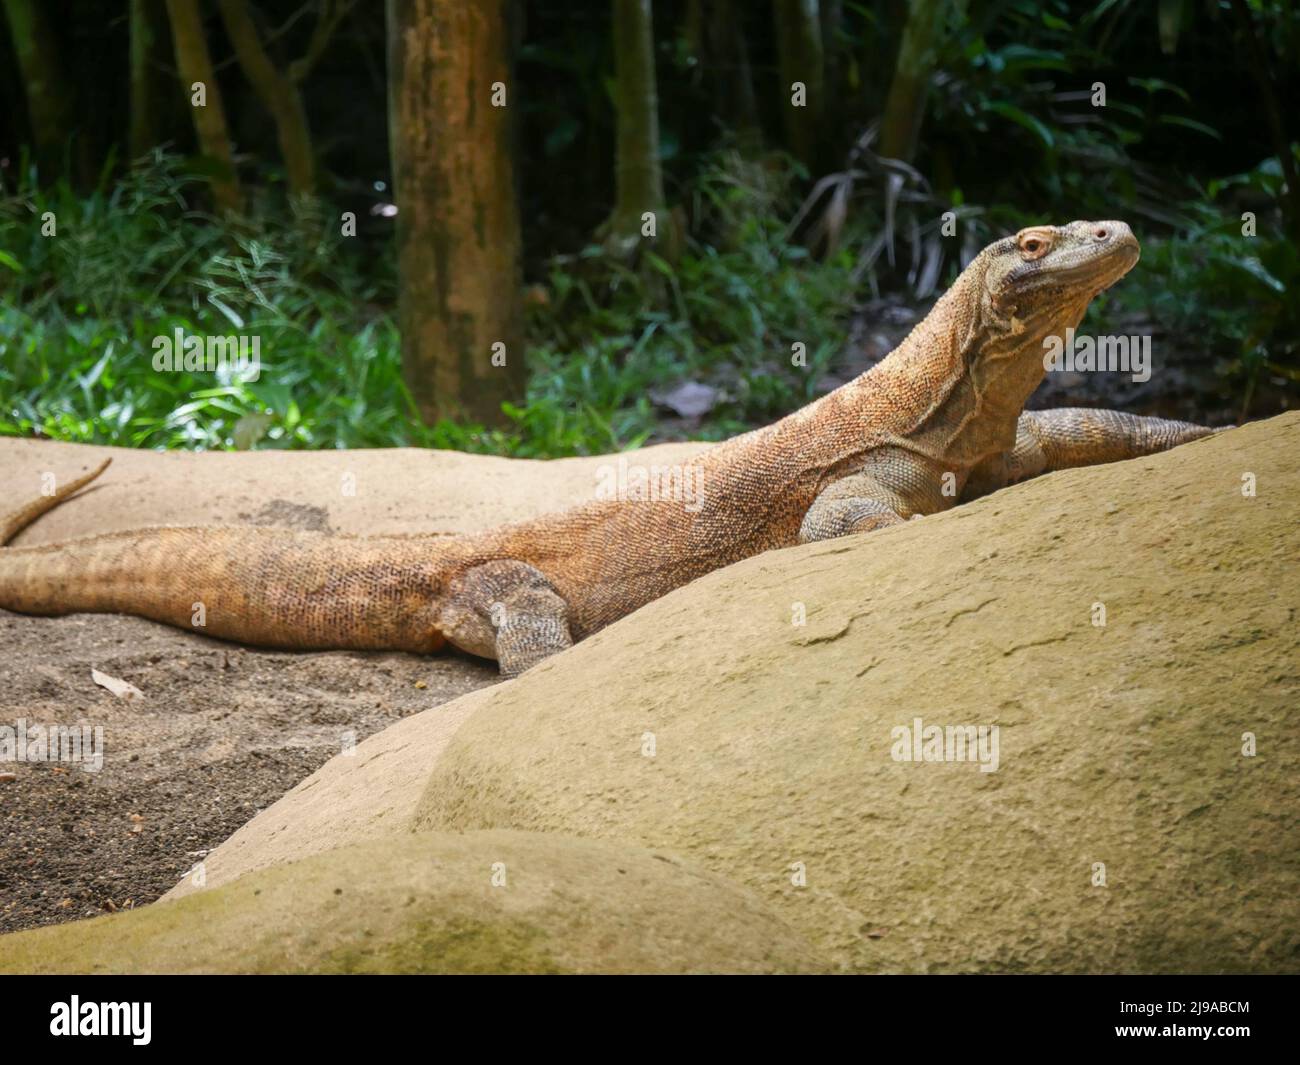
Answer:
top-left (959, 409), bottom-right (1218, 500)
top-left (798, 470), bottom-right (911, 541)
top-left (798, 441), bottom-right (959, 542)
top-left (799, 408), bottom-right (1218, 544)
top-left (1004, 408), bottom-right (1218, 484)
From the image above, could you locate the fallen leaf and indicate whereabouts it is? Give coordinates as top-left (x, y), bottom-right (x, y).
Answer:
top-left (91, 669), bottom-right (143, 702)
top-left (650, 381), bottom-right (718, 419)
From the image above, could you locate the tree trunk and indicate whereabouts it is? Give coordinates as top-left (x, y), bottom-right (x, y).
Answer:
top-left (2, 0), bottom-right (76, 179)
top-left (708, 0), bottom-right (760, 147)
top-left (878, 0), bottom-right (957, 164)
top-left (387, 0), bottom-right (525, 426)
top-left (164, 0), bottom-right (242, 214)
top-left (602, 0), bottom-right (667, 252)
top-left (129, 0), bottom-right (171, 158)
top-left (772, 0), bottom-right (824, 170)
top-left (217, 0), bottom-right (316, 198)
top-left (820, 0), bottom-right (844, 101)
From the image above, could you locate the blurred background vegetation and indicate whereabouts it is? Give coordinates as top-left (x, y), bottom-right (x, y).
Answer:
top-left (0, 0), bottom-right (1296, 456)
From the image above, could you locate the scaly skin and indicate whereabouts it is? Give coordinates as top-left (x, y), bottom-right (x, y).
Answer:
top-left (0, 221), bottom-right (1218, 675)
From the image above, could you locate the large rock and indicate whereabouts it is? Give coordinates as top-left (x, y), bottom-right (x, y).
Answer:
top-left (0, 830), bottom-right (817, 974)
top-left (0, 438), bottom-right (709, 544)
top-left (108, 414), bottom-right (1299, 973)
top-left (403, 413), bottom-right (1300, 973)
top-left (164, 686), bottom-right (498, 899)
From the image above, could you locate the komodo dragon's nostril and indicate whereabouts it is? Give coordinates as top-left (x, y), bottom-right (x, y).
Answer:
top-left (1093, 227), bottom-right (1109, 241)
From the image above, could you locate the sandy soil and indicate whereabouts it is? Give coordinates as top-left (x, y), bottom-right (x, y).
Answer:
top-left (0, 437), bottom-right (706, 933)
top-left (0, 613), bottom-right (494, 933)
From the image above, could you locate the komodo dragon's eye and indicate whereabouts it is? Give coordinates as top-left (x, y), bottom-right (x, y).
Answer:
top-left (1017, 231), bottom-right (1053, 261)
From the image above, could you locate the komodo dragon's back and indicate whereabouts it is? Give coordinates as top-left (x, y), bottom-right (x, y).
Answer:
top-left (1, 221), bottom-right (1221, 675)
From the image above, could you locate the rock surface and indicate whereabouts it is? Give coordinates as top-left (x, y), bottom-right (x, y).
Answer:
top-left (164, 685), bottom-right (499, 899)
top-left (0, 830), bottom-right (817, 974)
top-left (0, 437), bottom-right (710, 545)
top-left (409, 413), bottom-right (1299, 972)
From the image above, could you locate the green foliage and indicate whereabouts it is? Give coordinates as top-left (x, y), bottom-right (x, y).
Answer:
top-left (529, 150), bottom-right (854, 440)
top-left (0, 151), bottom-right (421, 451)
top-left (0, 150), bottom-right (855, 456)
top-left (929, 1), bottom-right (1229, 225)
top-left (1095, 157), bottom-right (1300, 416)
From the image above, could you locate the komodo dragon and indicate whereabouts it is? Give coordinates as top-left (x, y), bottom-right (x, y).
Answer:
top-left (1, 221), bottom-right (1217, 676)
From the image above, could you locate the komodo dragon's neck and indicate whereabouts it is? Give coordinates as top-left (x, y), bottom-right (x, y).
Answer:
top-left (840, 268), bottom-right (1089, 472)
top-left (708, 260), bottom-right (1086, 493)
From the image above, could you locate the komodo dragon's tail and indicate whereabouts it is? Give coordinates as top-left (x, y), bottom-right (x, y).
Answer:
top-left (0, 458), bottom-right (115, 546)
top-left (0, 459), bottom-right (452, 653)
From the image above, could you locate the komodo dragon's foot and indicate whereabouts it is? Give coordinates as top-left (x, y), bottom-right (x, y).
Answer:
top-left (798, 470), bottom-right (910, 542)
top-left (439, 560), bottom-right (574, 677)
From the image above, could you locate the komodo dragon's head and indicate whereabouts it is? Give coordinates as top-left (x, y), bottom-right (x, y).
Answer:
top-left (978, 218), bottom-right (1140, 336)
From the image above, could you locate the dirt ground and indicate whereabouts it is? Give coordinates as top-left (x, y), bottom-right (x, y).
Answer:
top-left (0, 610), bottom-right (496, 934)
top-left (0, 438), bottom-right (703, 933)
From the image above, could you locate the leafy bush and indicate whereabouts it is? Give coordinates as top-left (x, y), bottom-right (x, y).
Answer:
top-left (2, 146), bottom-right (1292, 456)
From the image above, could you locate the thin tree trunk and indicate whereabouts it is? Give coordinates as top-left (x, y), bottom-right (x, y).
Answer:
top-left (820, 0), bottom-right (844, 101)
top-left (164, 0), bottom-right (242, 214)
top-left (878, 0), bottom-right (957, 164)
top-left (387, 0), bottom-right (525, 426)
top-left (2, 0), bottom-right (76, 179)
top-left (129, 0), bottom-right (171, 158)
top-left (602, 0), bottom-right (667, 252)
top-left (708, 0), bottom-right (760, 147)
top-left (217, 0), bottom-right (316, 198)
top-left (773, 0), bottom-right (824, 170)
